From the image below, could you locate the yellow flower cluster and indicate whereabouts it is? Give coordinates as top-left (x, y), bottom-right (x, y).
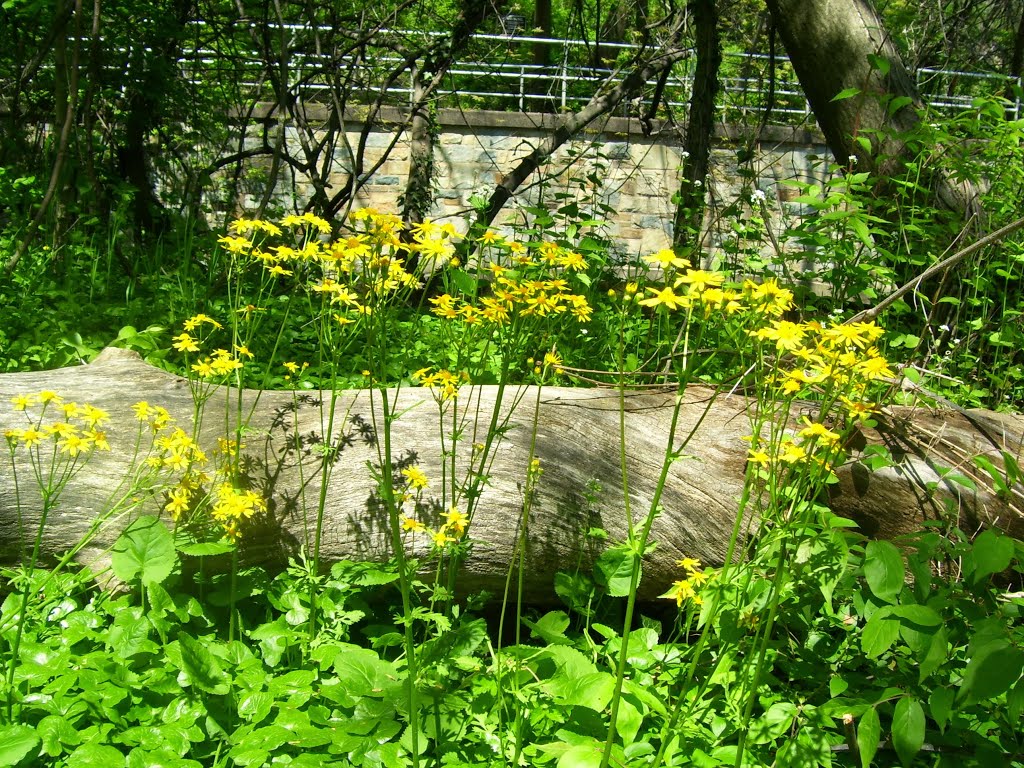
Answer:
top-left (411, 367), bottom-right (469, 401)
top-left (5, 392), bottom-right (111, 456)
top-left (750, 319), bottom-right (892, 397)
top-left (217, 211), bottom-right (457, 326)
top-left (631, 270), bottom-right (793, 319)
top-left (662, 556), bottom-right (711, 607)
top-left (210, 483), bottom-right (267, 541)
top-left (172, 314), bottom-right (249, 379)
top-left (396, 465), bottom-right (468, 549)
top-left (402, 506), bottom-right (469, 550)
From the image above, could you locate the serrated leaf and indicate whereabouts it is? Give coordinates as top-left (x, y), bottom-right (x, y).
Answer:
top-left (595, 545), bottom-right (637, 597)
top-left (864, 541), bottom-right (904, 602)
top-left (891, 696), bottom-right (924, 766)
top-left (547, 671), bottom-right (615, 711)
top-left (176, 633), bottom-right (231, 695)
top-left (524, 610), bottom-right (571, 645)
top-left (857, 707), bottom-right (880, 768)
top-left (111, 516), bottom-right (176, 586)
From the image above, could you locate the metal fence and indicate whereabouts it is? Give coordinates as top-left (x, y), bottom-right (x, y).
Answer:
top-left (176, 25), bottom-right (1023, 124)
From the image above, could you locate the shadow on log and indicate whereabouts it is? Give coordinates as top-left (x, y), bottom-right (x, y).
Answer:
top-left (1, 348), bottom-right (1022, 600)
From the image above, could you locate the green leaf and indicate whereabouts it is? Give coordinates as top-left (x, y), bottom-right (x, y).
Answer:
top-left (111, 516), bottom-right (177, 586)
top-left (864, 541), bottom-right (904, 602)
top-left (831, 87), bottom-right (861, 102)
top-left (0, 724), bottom-right (39, 766)
top-left (850, 217), bottom-right (872, 246)
top-left (929, 687), bottom-right (954, 732)
top-left (959, 641), bottom-right (1024, 704)
top-left (557, 743), bottom-right (604, 768)
top-left (919, 625), bottom-right (948, 682)
top-left (972, 529), bottom-right (1014, 581)
top-left (857, 707), bottom-right (881, 768)
top-left (176, 541), bottom-right (236, 557)
top-left (867, 53), bottom-right (891, 76)
top-left (238, 691), bottom-right (274, 724)
top-left (972, 455), bottom-right (1010, 495)
top-left (524, 611), bottom-right (571, 645)
top-left (888, 604), bottom-right (941, 627)
top-left (176, 633), bottom-right (231, 695)
top-left (887, 95), bottom-right (914, 116)
top-left (594, 545), bottom-right (637, 597)
top-left (862, 612), bottom-right (899, 659)
top-left (891, 696), bottom-right (924, 767)
top-left (332, 647), bottom-right (400, 700)
top-left (547, 671), bottom-right (615, 711)
top-left (66, 743), bottom-right (126, 768)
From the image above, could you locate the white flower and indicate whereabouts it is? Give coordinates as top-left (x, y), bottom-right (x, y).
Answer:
top-left (750, 189), bottom-right (767, 204)
top-left (938, 324), bottom-right (950, 332)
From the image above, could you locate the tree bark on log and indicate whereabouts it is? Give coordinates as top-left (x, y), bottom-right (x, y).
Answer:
top-left (2, 348), bottom-right (1022, 600)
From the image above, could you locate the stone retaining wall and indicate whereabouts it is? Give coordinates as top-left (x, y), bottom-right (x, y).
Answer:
top-left (233, 106), bottom-right (835, 260)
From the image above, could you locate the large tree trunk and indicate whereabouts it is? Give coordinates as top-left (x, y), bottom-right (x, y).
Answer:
top-left (765, 0), bottom-right (980, 216)
top-left (2, 349), bottom-right (1021, 600)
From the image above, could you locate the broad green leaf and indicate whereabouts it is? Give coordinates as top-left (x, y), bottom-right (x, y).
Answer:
top-left (176, 633), bottom-right (231, 695)
top-left (864, 541), bottom-right (904, 602)
top-left (959, 640), bottom-right (1024, 704)
top-left (887, 95), bottom-right (914, 116)
top-left (107, 606), bottom-right (157, 658)
top-left (972, 529), bottom-right (1014, 581)
top-left (0, 724), bottom-right (39, 766)
top-left (747, 702), bottom-right (796, 744)
top-left (929, 687), bottom-right (954, 732)
top-left (594, 545), bottom-right (637, 597)
top-left (867, 53), bottom-right (891, 75)
top-left (615, 697), bottom-right (642, 746)
top-left (547, 671), bottom-right (615, 711)
top-left (857, 707), bottom-right (880, 768)
top-left (238, 691), bottom-right (273, 724)
top-left (862, 612), bottom-right (899, 658)
top-left (919, 625), bottom-right (949, 682)
top-left (176, 541), bottom-right (236, 557)
top-left (524, 611), bottom-right (571, 645)
top-left (557, 743), bottom-right (604, 768)
top-left (540, 645), bottom-right (597, 681)
top-left (37, 715), bottom-right (81, 757)
top-left (888, 604), bottom-right (941, 627)
top-left (891, 696), bottom-right (924, 767)
top-left (66, 742), bottom-right (126, 768)
top-left (850, 216), bottom-right (872, 246)
top-left (111, 516), bottom-right (177, 586)
top-left (332, 647), bottom-right (400, 699)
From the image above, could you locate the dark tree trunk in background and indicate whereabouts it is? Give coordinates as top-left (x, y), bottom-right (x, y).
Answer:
top-left (765, 0), bottom-right (979, 217)
top-left (531, 0), bottom-right (555, 112)
top-left (673, 0), bottom-right (720, 248)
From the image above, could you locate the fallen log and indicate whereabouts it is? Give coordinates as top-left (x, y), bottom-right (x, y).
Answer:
top-left (1, 348), bottom-right (1022, 599)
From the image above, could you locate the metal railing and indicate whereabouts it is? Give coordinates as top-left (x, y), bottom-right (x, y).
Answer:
top-left (174, 24), bottom-right (1022, 124)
